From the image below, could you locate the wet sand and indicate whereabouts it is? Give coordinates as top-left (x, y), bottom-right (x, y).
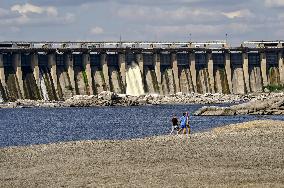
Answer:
top-left (1, 120), bottom-right (284, 187)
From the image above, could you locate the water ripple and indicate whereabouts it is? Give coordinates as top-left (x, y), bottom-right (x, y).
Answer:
top-left (1, 105), bottom-right (284, 147)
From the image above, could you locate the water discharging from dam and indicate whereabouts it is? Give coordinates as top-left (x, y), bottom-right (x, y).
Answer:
top-left (0, 80), bottom-right (4, 102)
top-left (126, 62), bottom-right (144, 96)
top-left (39, 70), bottom-right (49, 101)
top-left (0, 86), bottom-right (3, 102)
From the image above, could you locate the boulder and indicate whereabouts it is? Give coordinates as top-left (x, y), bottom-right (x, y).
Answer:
top-left (194, 106), bottom-right (236, 116)
top-left (264, 88), bottom-right (270, 93)
top-left (98, 91), bottom-right (119, 100)
top-left (195, 95), bottom-right (284, 116)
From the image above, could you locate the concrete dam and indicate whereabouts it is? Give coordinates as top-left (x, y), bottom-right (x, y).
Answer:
top-left (0, 40), bottom-right (283, 102)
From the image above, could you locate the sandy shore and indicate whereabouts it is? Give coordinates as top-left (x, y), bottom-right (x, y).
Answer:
top-left (1, 120), bottom-right (284, 187)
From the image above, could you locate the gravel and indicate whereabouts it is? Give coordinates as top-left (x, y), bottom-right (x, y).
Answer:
top-left (1, 120), bottom-right (284, 187)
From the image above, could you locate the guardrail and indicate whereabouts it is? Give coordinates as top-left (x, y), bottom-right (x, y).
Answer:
top-left (0, 41), bottom-right (228, 49)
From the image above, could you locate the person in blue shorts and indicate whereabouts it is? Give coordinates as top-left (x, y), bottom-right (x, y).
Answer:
top-left (185, 111), bottom-right (190, 135)
top-left (178, 112), bottom-right (187, 134)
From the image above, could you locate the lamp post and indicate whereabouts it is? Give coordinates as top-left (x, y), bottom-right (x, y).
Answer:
top-left (225, 33), bottom-right (228, 43)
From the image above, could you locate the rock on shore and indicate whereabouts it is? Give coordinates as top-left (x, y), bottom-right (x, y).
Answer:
top-left (1, 120), bottom-right (284, 187)
top-left (0, 91), bottom-right (149, 108)
top-left (1, 91), bottom-right (283, 108)
top-left (194, 93), bottom-right (284, 116)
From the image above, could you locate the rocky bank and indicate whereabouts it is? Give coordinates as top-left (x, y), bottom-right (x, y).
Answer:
top-left (1, 91), bottom-right (283, 108)
top-left (194, 93), bottom-right (284, 115)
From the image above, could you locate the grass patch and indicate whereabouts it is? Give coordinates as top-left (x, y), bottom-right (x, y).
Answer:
top-left (263, 84), bottom-right (284, 92)
top-left (82, 70), bottom-right (89, 87)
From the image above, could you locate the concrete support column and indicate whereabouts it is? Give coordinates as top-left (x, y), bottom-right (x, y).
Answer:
top-left (100, 53), bottom-right (110, 91)
top-left (260, 53), bottom-right (268, 86)
top-left (118, 53), bottom-right (126, 86)
top-left (225, 53), bottom-right (232, 93)
top-left (47, 53), bottom-right (58, 97)
top-left (171, 53), bottom-right (180, 93)
top-left (0, 54), bottom-right (6, 88)
top-left (190, 53), bottom-right (197, 92)
top-left (136, 53), bottom-right (144, 76)
top-left (65, 54), bottom-right (75, 93)
top-left (30, 54), bottom-right (40, 89)
top-left (82, 54), bottom-right (93, 95)
top-left (12, 53), bottom-right (24, 99)
top-left (242, 53), bottom-right (250, 93)
top-left (279, 52), bottom-right (284, 85)
top-left (207, 53), bottom-right (215, 93)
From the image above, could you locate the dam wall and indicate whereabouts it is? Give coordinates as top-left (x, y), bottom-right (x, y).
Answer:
top-left (0, 41), bottom-right (283, 101)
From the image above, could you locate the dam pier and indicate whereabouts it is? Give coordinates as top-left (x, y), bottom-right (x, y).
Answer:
top-left (0, 40), bottom-right (283, 102)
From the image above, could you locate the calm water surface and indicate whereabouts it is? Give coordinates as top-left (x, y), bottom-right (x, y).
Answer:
top-left (1, 104), bottom-right (284, 147)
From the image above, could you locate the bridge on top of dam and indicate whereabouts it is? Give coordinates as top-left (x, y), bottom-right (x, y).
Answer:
top-left (0, 40), bottom-right (283, 101)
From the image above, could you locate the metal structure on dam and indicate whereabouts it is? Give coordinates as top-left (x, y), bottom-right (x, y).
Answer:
top-left (0, 40), bottom-right (283, 101)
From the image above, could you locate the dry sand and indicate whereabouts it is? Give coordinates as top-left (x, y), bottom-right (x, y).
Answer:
top-left (1, 120), bottom-right (284, 187)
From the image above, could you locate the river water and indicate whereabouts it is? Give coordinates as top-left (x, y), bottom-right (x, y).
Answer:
top-left (1, 104), bottom-right (284, 147)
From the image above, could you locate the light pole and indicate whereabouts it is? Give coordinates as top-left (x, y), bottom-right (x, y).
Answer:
top-left (225, 33), bottom-right (228, 44)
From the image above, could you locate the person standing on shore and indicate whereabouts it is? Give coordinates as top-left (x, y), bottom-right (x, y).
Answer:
top-left (170, 114), bottom-right (179, 135)
top-left (186, 112), bottom-right (190, 136)
top-left (178, 113), bottom-right (187, 134)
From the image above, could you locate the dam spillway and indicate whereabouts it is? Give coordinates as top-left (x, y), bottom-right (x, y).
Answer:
top-left (0, 40), bottom-right (283, 101)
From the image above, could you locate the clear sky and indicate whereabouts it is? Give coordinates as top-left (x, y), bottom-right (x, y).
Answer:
top-left (0, 0), bottom-right (283, 46)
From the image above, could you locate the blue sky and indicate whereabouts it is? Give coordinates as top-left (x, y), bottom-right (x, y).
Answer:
top-left (0, 0), bottom-right (283, 46)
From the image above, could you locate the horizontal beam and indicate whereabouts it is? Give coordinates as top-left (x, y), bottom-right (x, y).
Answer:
top-left (0, 40), bottom-right (228, 50)
top-left (0, 47), bottom-right (283, 54)
top-left (243, 40), bottom-right (284, 44)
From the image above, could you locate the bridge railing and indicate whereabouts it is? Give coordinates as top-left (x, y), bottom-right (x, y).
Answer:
top-left (0, 41), bottom-right (228, 49)
top-left (242, 40), bottom-right (284, 48)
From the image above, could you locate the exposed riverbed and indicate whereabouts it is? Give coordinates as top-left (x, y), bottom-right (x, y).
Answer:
top-left (1, 120), bottom-right (284, 187)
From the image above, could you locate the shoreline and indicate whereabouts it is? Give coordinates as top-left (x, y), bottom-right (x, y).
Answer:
top-left (1, 120), bottom-right (284, 187)
top-left (1, 91), bottom-right (283, 109)
top-left (2, 119), bottom-right (283, 149)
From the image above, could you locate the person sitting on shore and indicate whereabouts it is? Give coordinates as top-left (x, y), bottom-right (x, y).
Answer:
top-left (170, 114), bottom-right (179, 135)
top-left (178, 113), bottom-right (187, 134)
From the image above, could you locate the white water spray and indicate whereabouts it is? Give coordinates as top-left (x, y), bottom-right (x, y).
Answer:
top-left (0, 90), bottom-right (3, 103)
top-left (126, 62), bottom-right (145, 96)
top-left (39, 70), bottom-right (49, 101)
